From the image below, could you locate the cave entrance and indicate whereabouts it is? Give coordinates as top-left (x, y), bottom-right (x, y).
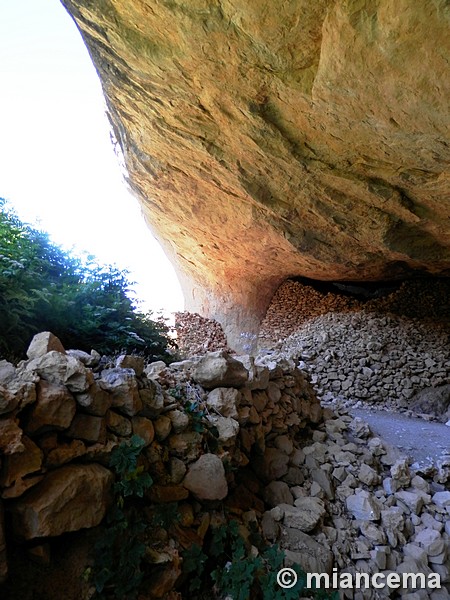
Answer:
top-left (258, 276), bottom-right (450, 462)
top-left (290, 276), bottom-right (402, 302)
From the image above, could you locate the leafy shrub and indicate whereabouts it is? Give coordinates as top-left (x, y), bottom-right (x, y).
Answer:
top-left (182, 519), bottom-right (338, 600)
top-left (0, 199), bottom-right (176, 360)
top-left (90, 435), bottom-right (153, 599)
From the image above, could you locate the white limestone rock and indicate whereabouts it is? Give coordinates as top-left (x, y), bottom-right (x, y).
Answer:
top-left (193, 351), bottom-right (248, 389)
top-left (346, 491), bottom-right (381, 521)
top-left (26, 332), bottom-right (65, 360)
top-left (280, 497), bottom-right (326, 532)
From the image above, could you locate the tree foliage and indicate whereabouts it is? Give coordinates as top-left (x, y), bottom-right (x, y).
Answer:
top-left (0, 199), bottom-right (176, 360)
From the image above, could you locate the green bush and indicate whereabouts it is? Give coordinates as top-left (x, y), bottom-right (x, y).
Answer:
top-left (0, 199), bottom-right (176, 360)
top-left (90, 435), bottom-right (153, 599)
top-left (182, 519), bottom-right (338, 600)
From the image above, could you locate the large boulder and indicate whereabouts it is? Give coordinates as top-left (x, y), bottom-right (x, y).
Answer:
top-left (62, 0), bottom-right (450, 350)
top-left (11, 463), bottom-right (113, 539)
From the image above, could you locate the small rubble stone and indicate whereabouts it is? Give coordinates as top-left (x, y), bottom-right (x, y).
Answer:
top-left (115, 354), bottom-right (145, 376)
top-left (67, 414), bottom-right (106, 444)
top-left (1, 436), bottom-right (43, 488)
top-left (26, 381), bottom-right (76, 433)
top-left (26, 332), bottom-right (65, 360)
top-left (274, 435), bottom-right (294, 456)
top-left (211, 416), bottom-right (239, 445)
top-left (2, 475), bottom-right (45, 500)
top-left (99, 368), bottom-right (142, 416)
top-left (395, 490), bottom-right (429, 514)
top-left (45, 440), bottom-right (86, 469)
top-left (263, 481), bottom-right (293, 507)
top-left (168, 432), bottom-right (202, 460)
top-left (183, 454), bottom-right (228, 500)
top-left (132, 416), bottom-right (155, 446)
top-left (75, 383), bottom-right (111, 416)
top-left (432, 491), bottom-right (450, 510)
top-left (168, 409), bottom-right (190, 433)
top-left (346, 491), bottom-right (381, 521)
top-left (253, 447), bottom-right (289, 482)
top-left (391, 459), bottom-right (411, 488)
top-left (281, 528), bottom-right (333, 574)
top-left (0, 385), bottom-right (18, 416)
top-left (139, 380), bottom-right (164, 417)
top-left (262, 511), bottom-right (280, 541)
top-left (358, 464), bottom-right (380, 486)
top-left (206, 387), bottom-right (239, 419)
top-left (169, 458), bottom-right (186, 484)
top-left (106, 410), bottom-right (132, 437)
top-left (0, 418), bottom-right (24, 455)
top-left (154, 415), bottom-right (172, 441)
top-left (282, 497), bottom-right (326, 532)
top-left (25, 352), bottom-right (93, 393)
top-left (415, 528), bottom-right (445, 556)
top-left (143, 361), bottom-right (167, 379)
top-left (0, 502), bottom-right (7, 583)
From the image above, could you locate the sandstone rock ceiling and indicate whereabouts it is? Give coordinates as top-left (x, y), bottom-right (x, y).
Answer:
top-left (61, 0), bottom-right (450, 346)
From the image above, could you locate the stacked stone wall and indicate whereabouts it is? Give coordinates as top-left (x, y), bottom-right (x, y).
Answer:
top-left (0, 332), bottom-right (449, 600)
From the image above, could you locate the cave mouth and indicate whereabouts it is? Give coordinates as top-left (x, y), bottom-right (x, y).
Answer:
top-left (290, 276), bottom-right (403, 302)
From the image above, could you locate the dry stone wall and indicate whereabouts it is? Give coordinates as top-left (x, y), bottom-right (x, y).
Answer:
top-left (1, 332), bottom-right (449, 600)
top-left (0, 333), bottom-right (322, 597)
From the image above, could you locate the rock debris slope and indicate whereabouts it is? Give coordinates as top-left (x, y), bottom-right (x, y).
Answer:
top-left (61, 0), bottom-right (450, 348)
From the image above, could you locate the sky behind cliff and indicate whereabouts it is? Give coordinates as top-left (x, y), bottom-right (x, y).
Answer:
top-left (0, 0), bottom-right (184, 317)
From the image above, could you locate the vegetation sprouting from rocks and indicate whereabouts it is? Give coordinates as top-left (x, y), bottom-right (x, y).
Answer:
top-left (89, 435), bottom-right (152, 599)
top-left (181, 519), bottom-right (338, 600)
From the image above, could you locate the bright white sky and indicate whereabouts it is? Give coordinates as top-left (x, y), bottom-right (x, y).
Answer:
top-left (0, 0), bottom-right (184, 319)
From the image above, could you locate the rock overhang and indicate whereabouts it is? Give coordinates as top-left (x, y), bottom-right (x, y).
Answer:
top-left (60, 0), bottom-right (450, 349)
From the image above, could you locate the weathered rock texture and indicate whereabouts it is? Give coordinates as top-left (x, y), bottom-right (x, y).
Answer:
top-left (61, 0), bottom-right (450, 349)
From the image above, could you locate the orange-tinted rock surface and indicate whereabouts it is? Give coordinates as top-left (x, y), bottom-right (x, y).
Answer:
top-left (61, 0), bottom-right (450, 348)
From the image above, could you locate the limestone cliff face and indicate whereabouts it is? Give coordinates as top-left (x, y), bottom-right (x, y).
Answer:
top-left (61, 0), bottom-right (450, 349)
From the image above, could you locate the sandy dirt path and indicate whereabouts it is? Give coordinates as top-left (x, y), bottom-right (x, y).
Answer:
top-left (350, 407), bottom-right (450, 466)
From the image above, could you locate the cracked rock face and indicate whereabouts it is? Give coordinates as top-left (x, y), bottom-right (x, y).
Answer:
top-left (61, 0), bottom-right (450, 349)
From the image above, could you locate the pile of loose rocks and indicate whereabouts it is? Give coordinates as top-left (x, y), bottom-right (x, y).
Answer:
top-left (262, 411), bottom-right (450, 600)
top-left (274, 311), bottom-right (450, 417)
top-left (1, 333), bottom-right (449, 599)
top-left (174, 312), bottom-right (230, 357)
top-left (259, 278), bottom-right (449, 346)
